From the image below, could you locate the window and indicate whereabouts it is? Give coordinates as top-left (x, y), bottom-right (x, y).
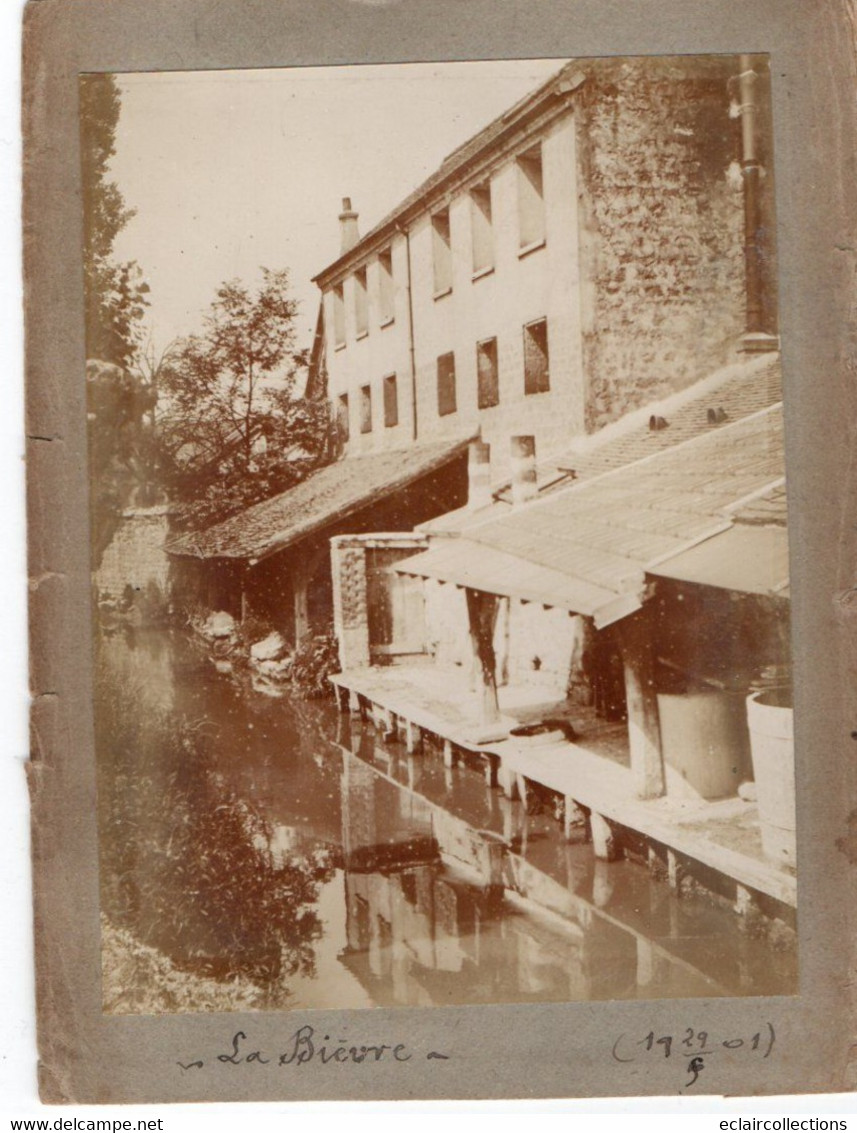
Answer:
top-left (337, 394), bottom-right (350, 442)
top-left (470, 182), bottom-right (494, 275)
top-left (476, 337), bottom-right (499, 409)
top-left (354, 267), bottom-right (368, 338)
top-left (360, 384), bottom-right (373, 433)
top-left (432, 208), bottom-right (453, 296)
top-left (523, 319), bottom-right (550, 395)
top-left (437, 352), bottom-right (457, 417)
top-left (517, 144), bottom-right (546, 250)
top-left (383, 374), bottom-right (399, 428)
top-left (332, 283), bottom-right (346, 347)
top-left (378, 248), bottom-right (394, 325)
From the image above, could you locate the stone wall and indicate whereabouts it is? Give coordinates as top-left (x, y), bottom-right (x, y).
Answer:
top-left (95, 505), bottom-right (172, 609)
top-left (576, 57), bottom-right (751, 432)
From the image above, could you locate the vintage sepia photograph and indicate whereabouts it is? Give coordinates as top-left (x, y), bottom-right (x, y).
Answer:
top-left (85, 54), bottom-right (796, 1019)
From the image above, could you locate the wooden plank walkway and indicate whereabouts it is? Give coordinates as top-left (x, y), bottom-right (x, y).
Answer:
top-left (331, 665), bottom-right (796, 910)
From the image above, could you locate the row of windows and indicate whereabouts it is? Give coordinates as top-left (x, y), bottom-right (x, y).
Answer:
top-left (332, 143), bottom-right (546, 348)
top-left (332, 247), bottom-right (394, 348)
top-left (433, 142), bottom-right (546, 295)
top-left (336, 318), bottom-right (550, 439)
top-left (439, 318), bottom-right (550, 416)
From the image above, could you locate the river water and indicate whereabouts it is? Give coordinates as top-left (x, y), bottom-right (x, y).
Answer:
top-left (95, 627), bottom-right (796, 1014)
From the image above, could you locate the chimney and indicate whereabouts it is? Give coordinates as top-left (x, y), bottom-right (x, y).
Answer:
top-left (510, 435), bottom-right (537, 505)
top-left (339, 197), bottom-right (360, 254)
top-left (468, 439), bottom-right (492, 511)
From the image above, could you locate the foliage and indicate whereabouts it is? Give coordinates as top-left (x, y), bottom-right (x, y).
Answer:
top-left (82, 74), bottom-right (156, 567)
top-left (96, 644), bottom-right (335, 993)
top-left (101, 916), bottom-right (280, 1015)
top-left (157, 269), bottom-right (333, 531)
top-left (80, 73), bottom-right (150, 368)
top-left (87, 359), bottom-right (159, 567)
top-left (289, 632), bottom-right (340, 698)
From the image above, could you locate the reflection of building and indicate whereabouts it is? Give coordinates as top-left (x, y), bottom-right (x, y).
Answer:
top-left (338, 746), bottom-right (597, 1006)
top-left (335, 742), bottom-right (794, 1004)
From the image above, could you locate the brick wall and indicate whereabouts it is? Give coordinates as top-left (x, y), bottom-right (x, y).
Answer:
top-left (576, 57), bottom-right (751, 432)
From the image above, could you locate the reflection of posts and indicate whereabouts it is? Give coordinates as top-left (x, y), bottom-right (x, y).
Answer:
top-left (465, 588), bottom-right (501, 727)
top-left (340, 750), bottom-right (378, 870)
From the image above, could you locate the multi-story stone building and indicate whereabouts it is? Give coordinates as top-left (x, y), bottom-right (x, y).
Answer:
top-left (313, 55), bottom-right (776, 477)
top-left (170, 54), bottom-right (777, 646)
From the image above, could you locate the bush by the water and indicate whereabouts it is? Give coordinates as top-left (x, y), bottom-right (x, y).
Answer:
top-left (289, 632), bottom-right (340, 698)
top-left (95, 648), bottom-right (335, 1009)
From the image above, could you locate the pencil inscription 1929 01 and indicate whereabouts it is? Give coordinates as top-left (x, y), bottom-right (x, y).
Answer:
top-left (612, 1022), bottom-right (775, 1088)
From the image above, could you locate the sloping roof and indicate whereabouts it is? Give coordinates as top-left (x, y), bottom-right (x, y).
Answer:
top-left (730, 480), bottom-right (788, 526)
top-left (421, 354), bottom-right (782, 535)
top-left (649, 525), bottom-right (790, 598)
top-left (398, 537), bottom-right (618, 617)
top-left (537, 354), bottom-right (783, 488)
top-left (167, 437), bottom-right (471, 561)
top-left (398, 405), bottom-right (785, 625)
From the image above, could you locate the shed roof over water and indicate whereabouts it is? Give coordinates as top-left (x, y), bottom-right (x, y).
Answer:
top-left (166, 436), bottom-right (471, 562)
top-left (398, 405), bottom-right (785, 625)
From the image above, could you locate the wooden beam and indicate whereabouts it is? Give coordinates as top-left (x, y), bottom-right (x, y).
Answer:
top-left (621, 610), bottom-right (666, 800)
top-left (293, 572), bottom-right (311, 644)
top-left (465, 587), bottom-right (501, 727)
top-left (497, 762), bottom-right (519, 800)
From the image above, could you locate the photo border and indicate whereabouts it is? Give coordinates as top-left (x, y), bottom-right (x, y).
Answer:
top-left (24, 0), bottom-right (857, 1103)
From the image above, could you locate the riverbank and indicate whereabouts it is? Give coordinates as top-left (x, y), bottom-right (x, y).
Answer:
top-left (94, 627), bottom-right (796, 1013)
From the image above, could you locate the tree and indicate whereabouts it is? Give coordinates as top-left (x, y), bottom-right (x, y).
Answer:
top-left (81, 74), bottom-right (156, 569)
top-left (87, 360), bottom-right (158, 567)
top-left (158, 269), bottom-right (332, 530)
top-left (80, 73), bottom-right (150, 368)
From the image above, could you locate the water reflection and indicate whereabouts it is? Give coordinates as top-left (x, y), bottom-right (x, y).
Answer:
top-left (96, 628), bottom-right (796, 1014)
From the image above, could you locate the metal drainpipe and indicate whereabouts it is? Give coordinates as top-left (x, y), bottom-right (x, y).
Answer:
top-left (398, 224), bottom-right (419, 442)
top-left (738, 55), bottom-right (765, 340)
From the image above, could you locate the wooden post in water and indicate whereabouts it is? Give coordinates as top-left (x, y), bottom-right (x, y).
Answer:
top-left (590, 811), bottom-right (622, 861)
top-left (563, 796), bottom-right (588, 841)
top-left (293, 566), bottom-right (311, 644)
top-left (404, 719), bottom-right (422, 754)
top-left (620, 608), bottom-right (666, 800)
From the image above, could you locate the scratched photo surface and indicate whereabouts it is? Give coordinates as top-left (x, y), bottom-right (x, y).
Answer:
top-left (87, 55), bottom-right (795, 1017)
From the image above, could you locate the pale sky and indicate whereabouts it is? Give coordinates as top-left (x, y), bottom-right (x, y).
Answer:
top-left (109, 59), bottom-right (570, 356)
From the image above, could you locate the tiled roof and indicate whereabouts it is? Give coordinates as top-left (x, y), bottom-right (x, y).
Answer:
top-left (166, 437), bottom-right (471, 561)
top-left (400, 405), bottom-right (784, 623)
top-left (514, 353), bottom-right (782, 494)
top-left (421, 354), bottom-right (782, 537)
top-left (731, 480), bottom-right (788, 526)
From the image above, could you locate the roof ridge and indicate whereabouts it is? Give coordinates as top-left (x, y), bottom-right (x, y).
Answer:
top-left (551, 352), bottom-right (781, 466)
top-left (463, 402), bottom-right (784, 536)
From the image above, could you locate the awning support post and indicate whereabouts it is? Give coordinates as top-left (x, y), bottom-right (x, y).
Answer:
top-left (293, 543), bottom-right (327, 646)
top-left (620, 610), bottom-right (666, 801)
top-left (465, 587), bottom-right (501, 727)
